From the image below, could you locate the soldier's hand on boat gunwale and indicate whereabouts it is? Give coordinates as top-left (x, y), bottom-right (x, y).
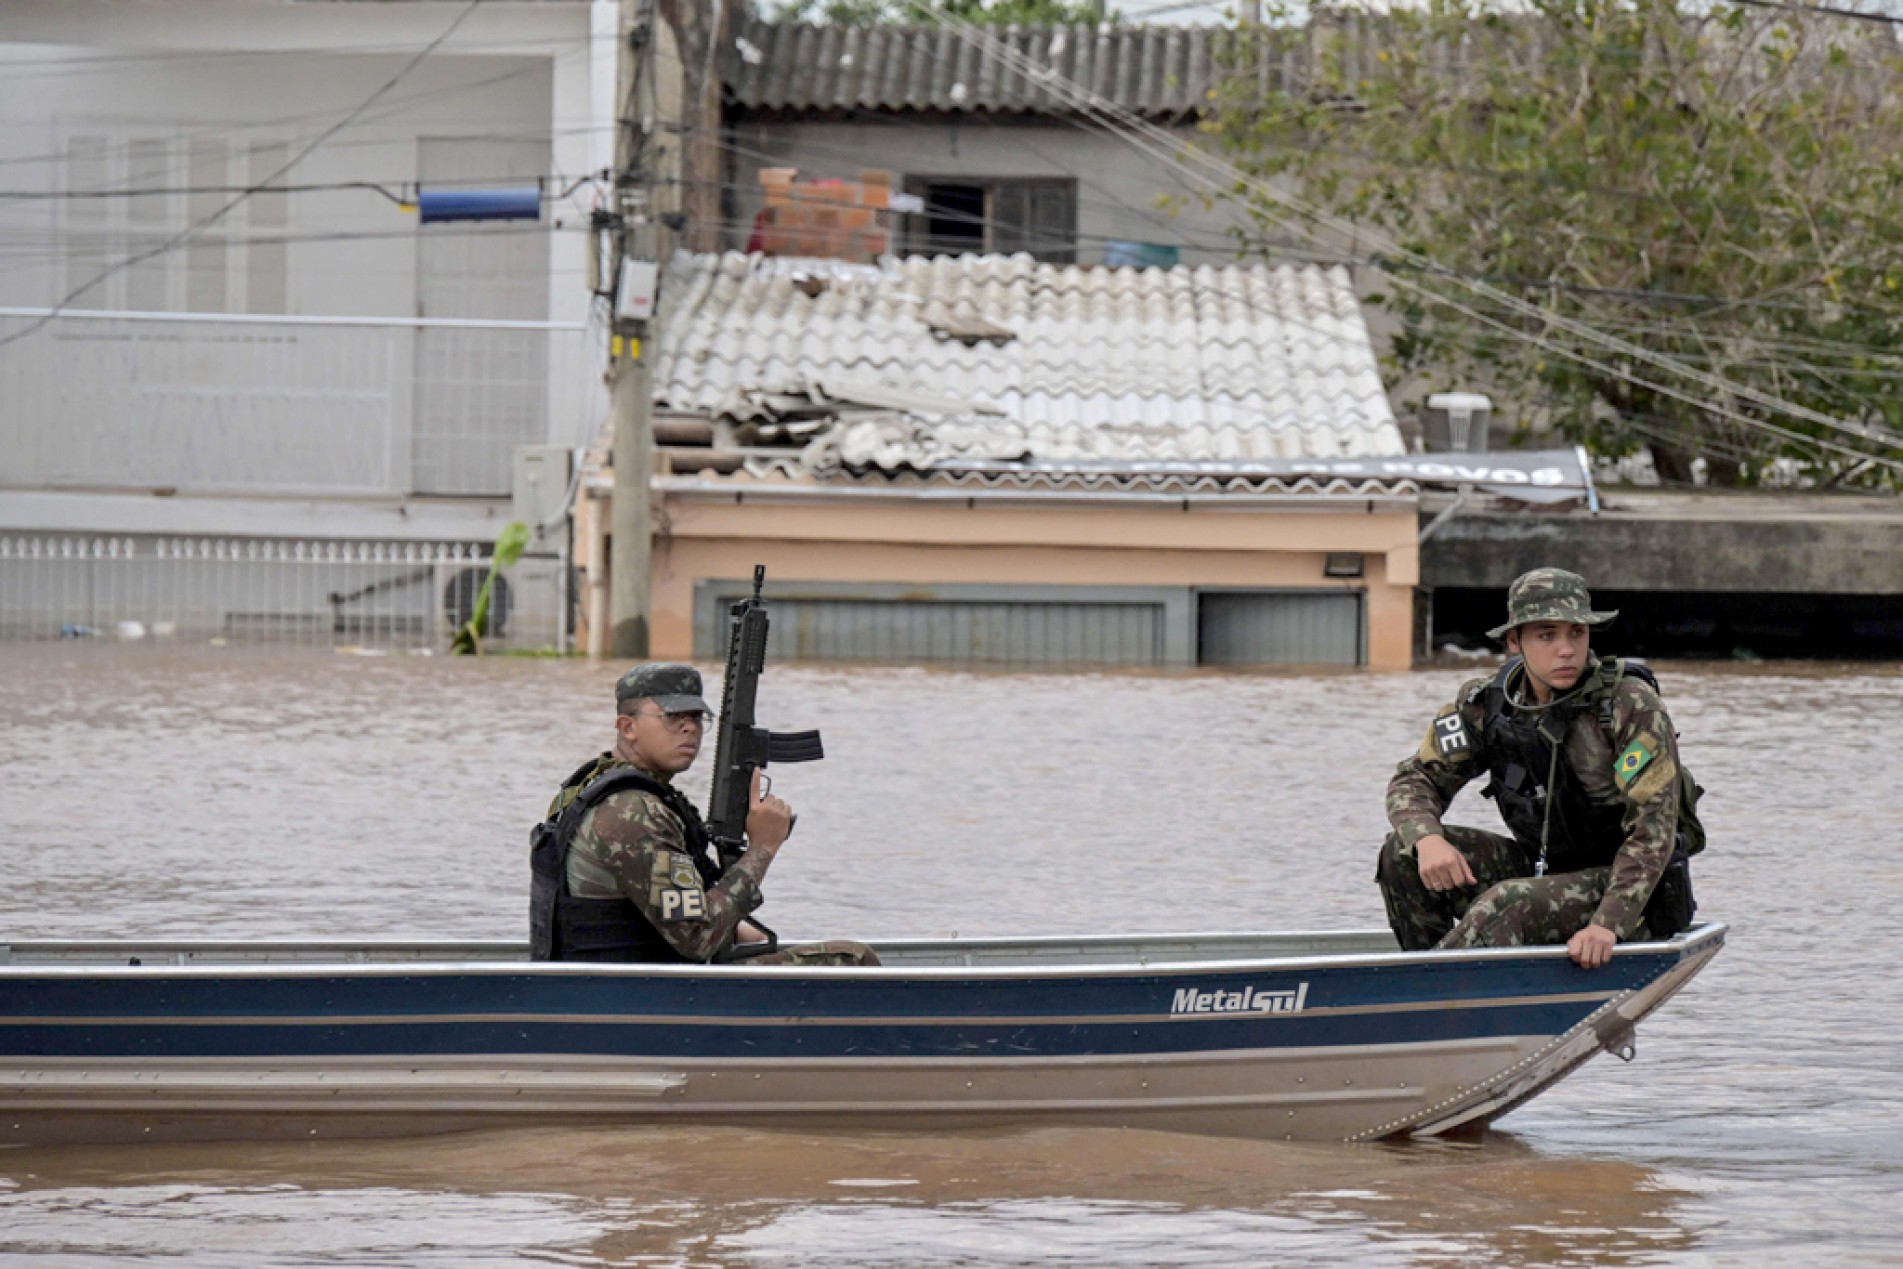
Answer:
top-left (746, 768), bottom-right (793, 852)
top-left (1568, 923), bottom-right (1617, 969)
top-left (1415, 835), bottom-right (1477, 892)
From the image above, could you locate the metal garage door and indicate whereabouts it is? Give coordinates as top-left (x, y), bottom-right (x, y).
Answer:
top-left (700, 596), bottom-right (1167, 666)
top-left (1197, 591), bottom-right (1365, 666)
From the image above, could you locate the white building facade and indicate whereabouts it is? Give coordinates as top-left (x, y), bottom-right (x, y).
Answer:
top-left (0, 0), bottom-right (619, 645)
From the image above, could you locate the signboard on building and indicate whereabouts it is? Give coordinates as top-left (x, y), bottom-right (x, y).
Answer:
top-left (935, 449), bottom-right (1597, 507)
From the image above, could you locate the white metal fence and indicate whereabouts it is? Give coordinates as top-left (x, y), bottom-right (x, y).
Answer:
top-left (0, 309), bottom-right (604, 498)
top-left (0, 535), bottom-right (565, 651)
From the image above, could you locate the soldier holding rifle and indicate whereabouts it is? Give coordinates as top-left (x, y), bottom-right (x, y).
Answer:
top-left (528, 571), bottom-right (877, 967)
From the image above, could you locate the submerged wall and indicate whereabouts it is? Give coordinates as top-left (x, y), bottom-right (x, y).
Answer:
top-left (1422, 492), bottom-right (1903, 657)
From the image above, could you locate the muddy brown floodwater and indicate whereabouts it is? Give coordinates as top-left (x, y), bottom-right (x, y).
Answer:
top-left (2, 644), bottom-right (1901, 1266)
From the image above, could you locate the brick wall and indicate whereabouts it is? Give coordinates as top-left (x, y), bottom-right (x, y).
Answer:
top-left (754, 167), bottom-right (892, 262)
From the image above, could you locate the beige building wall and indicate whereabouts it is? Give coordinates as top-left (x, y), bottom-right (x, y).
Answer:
top-left (579, 485), bottom-right (1419, 670)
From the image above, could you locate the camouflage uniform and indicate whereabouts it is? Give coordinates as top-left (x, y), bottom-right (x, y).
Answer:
top-left (1377, 570), bottom-right (1684, 952)
top-left (559, 751), bottom-right (879, 967)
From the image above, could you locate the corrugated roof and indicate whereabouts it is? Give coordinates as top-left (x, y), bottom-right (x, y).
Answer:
top-left (652, 250), bottom-right (1403, 470)
top-left (728, 15), bottom-right (1903, 121)
top-left (727, 20), bottom-right (1224, 120)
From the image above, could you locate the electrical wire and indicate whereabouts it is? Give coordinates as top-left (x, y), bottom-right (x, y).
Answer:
top-left (1043, 41), bottom-right (1895, 469)
top-left (716, 19), bottom-right (1903, 333)
top-left (0, 34), bottom-right (594, 84)
top-left (0, 0), bottom-right (492, 352)
top-left (11, 125), bottom-right (1887, 395)
top-left (713, 120), bottom-right (1903, 324)
top-left (0, 170), bottom-right (609, 210)
top-left (1720, 0), bottom-right (1903, 24)
top-left (912, 6), bottom-right (1903, 469)
top-left (104, 133), bottom-right (1825, 421)
top-left (0, 34), bottom-right (593, 71)
top-left (708, 133), bottom-right (1251, 255)
top-left (0, 49), bottom-right (593, 174)
top-left (9, 6), bottom-right (1896, 475)
top-left (711, 39), bottom-right (1903, 396)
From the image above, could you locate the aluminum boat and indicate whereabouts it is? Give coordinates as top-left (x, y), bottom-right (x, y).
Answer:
top-left (0, 923), bottom-right (1724, 1145)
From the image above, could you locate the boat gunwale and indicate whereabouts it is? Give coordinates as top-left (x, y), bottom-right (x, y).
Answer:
top-left (0, 923), bottom-right (1728, 983)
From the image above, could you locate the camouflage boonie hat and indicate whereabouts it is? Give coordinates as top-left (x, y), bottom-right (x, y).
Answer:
top-left (614, 663), bottom-right (714, 714)
top-left (1487, 568), bottom-right (1618, 639)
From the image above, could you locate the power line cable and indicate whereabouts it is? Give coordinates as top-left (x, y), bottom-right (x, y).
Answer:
top-left (9, 15), bottom-right (1886, 467)
top-left (13, 115), bottom-right (1876, 406)
top-left (714, 119), bottom-right (1903, 322)
top-left (642, 110), bottom-right (1903, 285)
top-left (854, 19), bottom-right (1902, 387)
top-left (908, 18), bottom-right (1858, 465)
top-left (712, 21), bottom-right (1903, 325)
top-left (707, 87), bottom-right (1895, 441)
top-left (916, 6), bottom-right (1903, 467)
top-left (1417, 275), bottom-right (1903, 470)
top-left (652, 209), bottom-right (1903, 398)
top-left (1721, 0), bottom-right (1903, 24)
top-left (0, 170), bottom-right (608, 208)
top-left (708, 132), bottom-right (1251, 255)
top-left (0, 0), bottom-right (489, 353)
top-left (0, 34), bottom-right (593, 83)
top-left (0, 44), bottom-right (591, 174)
top-left (1215, 136), bottom-right (1903, 268)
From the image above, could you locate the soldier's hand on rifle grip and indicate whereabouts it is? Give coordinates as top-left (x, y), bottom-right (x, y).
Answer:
top-left (746, 768), bottom-right (793, 852)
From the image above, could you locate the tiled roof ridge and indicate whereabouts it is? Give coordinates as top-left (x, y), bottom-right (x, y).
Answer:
top-left (712, 460), bottom-right (1419, 498)
top-left (887, 467), bottom-right (1419, 497)
top-left (663, 251), bottom-right (1369, 321)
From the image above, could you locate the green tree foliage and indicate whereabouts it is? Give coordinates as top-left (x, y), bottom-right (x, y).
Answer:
top-left (1208, 0), bottom-right (1903, 485)
top-left (773, 0), bottom-right (1111, 28)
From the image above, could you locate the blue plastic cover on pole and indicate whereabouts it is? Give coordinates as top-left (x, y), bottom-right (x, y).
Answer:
top-left (417, 186), bottom-right (541, 224)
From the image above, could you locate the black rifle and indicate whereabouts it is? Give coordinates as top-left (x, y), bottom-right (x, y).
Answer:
top-left (705, 565), bottom-right (824, 871)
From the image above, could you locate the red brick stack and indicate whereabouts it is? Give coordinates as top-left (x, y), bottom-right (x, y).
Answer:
top-left (755, 168), bottom-right (892, 262)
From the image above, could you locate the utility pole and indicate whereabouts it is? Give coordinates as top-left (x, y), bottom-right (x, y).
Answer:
top-left (607, 0), bottom-right (660, 658)
top-left (606, 256), bottom-right (654, 656)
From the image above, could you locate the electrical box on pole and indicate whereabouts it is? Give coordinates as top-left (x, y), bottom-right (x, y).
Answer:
top-left (615, 258), bottom-right (659, 322)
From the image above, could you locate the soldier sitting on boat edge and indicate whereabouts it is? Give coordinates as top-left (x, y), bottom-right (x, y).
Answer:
top-left (1375, 568), bottom-right (1704, 969)
top-left (528, 663), bottom-right (879, 967)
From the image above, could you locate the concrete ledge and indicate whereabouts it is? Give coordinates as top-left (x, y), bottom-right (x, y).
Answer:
top-left (1422, 490), bottom-right (1903, 596)
top-left (0, 490), bottom-right (514, 545)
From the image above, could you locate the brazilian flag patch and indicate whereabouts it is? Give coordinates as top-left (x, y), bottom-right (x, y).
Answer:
top-left (1615, 738), bottom-right (1657, 789)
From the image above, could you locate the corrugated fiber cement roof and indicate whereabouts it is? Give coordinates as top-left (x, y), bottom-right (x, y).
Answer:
top-left (654, 250), bottom-right (1404, 469)
top-left (728, 20), bottom-right (1221, 120)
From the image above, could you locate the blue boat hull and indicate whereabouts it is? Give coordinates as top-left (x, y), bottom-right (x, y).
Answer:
top-left (0, 925), bottom-right (1725, 1144)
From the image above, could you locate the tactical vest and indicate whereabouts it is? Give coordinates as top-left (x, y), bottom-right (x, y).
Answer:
top-left (528, 755), bottom-right (721, 963)
top-left (1477, 657), bottom-right (1704, 874)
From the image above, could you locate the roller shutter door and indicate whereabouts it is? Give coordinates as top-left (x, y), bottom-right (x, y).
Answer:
top-left (705, 597), bottom-right (1166, 666)
top-left (1197, 591), bottom-right (1365, 666)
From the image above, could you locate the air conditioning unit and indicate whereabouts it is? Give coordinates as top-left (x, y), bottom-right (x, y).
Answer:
top-left (1422, 392), bottom-right (1494, 453)
top-left (434, 556), bottom-right (569, 651)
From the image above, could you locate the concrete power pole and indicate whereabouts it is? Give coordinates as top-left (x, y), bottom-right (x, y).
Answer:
top-left (607, 0), bottom-right (660, 658)
top-left (606, 268), bottom-right (654, 656)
